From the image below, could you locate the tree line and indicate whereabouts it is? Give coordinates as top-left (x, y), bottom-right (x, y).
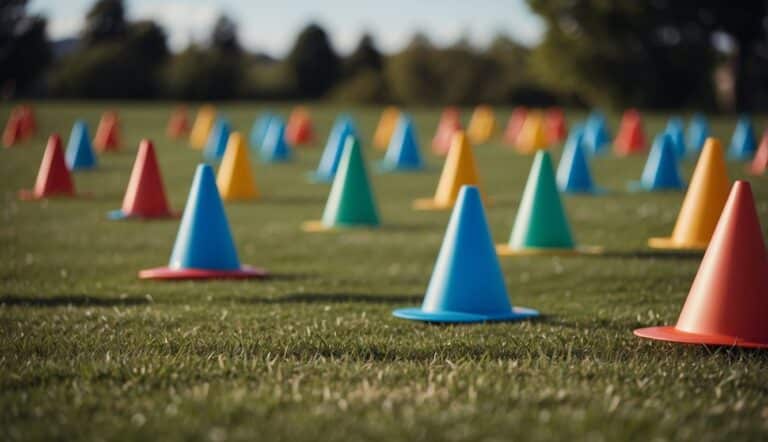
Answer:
top-left (2, 0), bottom-right (768, 111)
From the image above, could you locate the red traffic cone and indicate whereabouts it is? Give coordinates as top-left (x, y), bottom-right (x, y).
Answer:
top-left (166, 106), bottom-right (189, 140)
top-left (614, 109), bottom-right (646, 156)
top-left (503, 106), bottom-right (527, 147)
top-left (19, 134), bottom-right (76, 199)
top-left (545, 107), bottom-right (567, 144)
top-left (94, 111), bottom-right (120, 152)
top-left (746, 130), bottom-right (768, 175)
top-left (635, 181), bottom-right (768, 348)
top-left (286, 106), bottom-right (313, 146)
top-left (432, 106), bottom-right (462, 155)
top-left (108, 140), bottom-right (176, 220)
top-left (3, 111), bottom-right (24, 148)
top-left (18, 105), bottom-right (36, 139)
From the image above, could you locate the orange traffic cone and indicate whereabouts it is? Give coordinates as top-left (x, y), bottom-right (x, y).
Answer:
top-left (166, 106), bottom-right (189, 140)
top-left (17, 105), bottom-right (36, 138)
top-left (414, 131), bottom-right (482, 210)
top-left (19, 134), bottom-right (77, 199)
top-left (746, 130), bottom-right (768, 175)
top-left (93, 111), bottom-right (120, 152)
top-left (3, 111), bottom-right (23, 148)
top-left (545, 107), bottom-right (567, 144)
top-left (648, 138), bottom-right (730, 250)
top-left (635, 181), bottom-right (768, 348)
top-left (108, 140), bottom-right (176, 219)
top-left (614, 109), bottom-right (646, 156)
top-left (286, 106), bottom-right (314, 146)
top-left (503, 106), bottom-right (527, 147)
top-left (372, 106), bottom-right (400, 150)
top-left (432, 106), bottom-right (462, 155)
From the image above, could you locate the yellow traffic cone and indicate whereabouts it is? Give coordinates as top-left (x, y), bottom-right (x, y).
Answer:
top-left (515, 110), bottom-right (549, 154)
top-left (216, 132), bottom-right (259, 201)
top-left (467, 105), bottom-right (496, 144)
top-left (649, 138), bottom-right (730, 250)
top-left (413, 131), bottom-right (482, 210)
top-left (373, 106), bottom-right (400, 150)
top-left (189, 105), bottom-right (216, 150)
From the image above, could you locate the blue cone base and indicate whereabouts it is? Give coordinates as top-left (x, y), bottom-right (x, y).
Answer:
top-left (626, 180), bottom-right (685, 193)
top-left (728, 151), bottom-right (754, 161)
top-left (376, 161), bottom-right (425, 173)
top-left (139, 265), bottom-right (268, 280)
top-left (561, 186), bottom-right (608, 196)
top-left (392, 306), bottom-right (539, 323)
top-left (307, 171), bottom-right (334, 183)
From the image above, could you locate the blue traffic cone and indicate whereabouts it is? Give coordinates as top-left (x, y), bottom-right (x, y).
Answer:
top-left (378, 115), bottom-right (425, 172)
top-left (583, 111), bottom-right (610, 155)
top-left (65, 120), bottom-right (97, 171)
top-left (628, 133), bottom-right (685, 192)
top-left (260, 117), bottom-right (292, 163)
top-left (393, 185), bottom-right (539, 323)
top-left (556, 124), bottom-right (604, 194)
top-left (665, 117), bottom-right (686, 159)
top-left (139, 164), bottom-right (267, 280)
top-left (203, 118), bottom-right (231, 162)
top-left (249, 112), bottom-right (275, 152)
top-left (687, 113), bottom-right (709, 155)
top-left (729, 116), bottom-right (757, 160)
top-left (309, 115), bottom-right (357, 183)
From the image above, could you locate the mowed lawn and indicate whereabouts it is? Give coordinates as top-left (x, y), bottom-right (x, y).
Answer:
top-left (1, 102), bottom-right (767, 441)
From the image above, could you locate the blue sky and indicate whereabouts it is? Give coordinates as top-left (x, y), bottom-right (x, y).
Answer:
top-left (30, 0), bottom-right (545, 56)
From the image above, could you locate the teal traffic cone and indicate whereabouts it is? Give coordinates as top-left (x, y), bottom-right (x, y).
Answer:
top-left (249, 112), bottom-right (275, 152)
top-left (308, 115), bottom-right (357, 182)
top-left (393, 185), bottom-right (539, 323)
top-left (260, 117), bottom-right (292, 163)
top-left (556, 124), bottom-right (605, 194)
top-left (729, 116), bottom-right (757, 160)
top-left (498, 151), bottom-right (601, 255)
top-left (204, 118), bottom-right (231, 162)
top-left (627, 133), bottom-right (685, 192)
top-left (303, 136), bottom-right (379, 231)
top-left (687, 113), bottom-right (709, 155)
top-left (378, 115), bottom-right (425, 172)
top-left (665, 117), bottom-right (686, 160)
top-left (139, 163), bottom-right (267, 280)
top-left (66, 120), bottom-right (97, 171)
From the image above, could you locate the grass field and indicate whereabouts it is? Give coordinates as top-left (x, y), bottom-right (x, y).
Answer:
top-left (1, 102), bottom-right (767, 441)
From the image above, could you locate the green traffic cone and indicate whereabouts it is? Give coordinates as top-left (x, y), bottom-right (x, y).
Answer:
top-left (303, 135), bottom-right (380, 231)
top-left (497, 150), bottom-right (602, 255)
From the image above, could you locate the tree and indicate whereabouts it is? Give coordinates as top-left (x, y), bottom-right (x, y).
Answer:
top-left (0, 0), bottom-right (51, 96)
top-left (82, 0), bottom-right (127, 46)
top-left (210, 14), bottom-right (241, 54)
top-left (528, 0), bottom-right (768, 110)
top-left (345, 33), bottom-right (382, 76)
top-left (286, 23), bottom-right (340, 98)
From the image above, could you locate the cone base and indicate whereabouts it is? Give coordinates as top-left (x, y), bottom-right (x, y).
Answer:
top-left (634, 326), bottom-right (768, 349)
top-left (561, 186), bottom-right (608, 196)
top-left (412, 197), bottom-right (452, 211)
top-left (306, 171), bottom-right (334, 183)
top-left (18, 189), bottom-right (76, 200)
top-left (108, 209), bottom-right (179, 221)
top-left (745, 164), bottom-right (765, 176)
top-left (647, 237), bottom-right (708, 251)
top-left (392, 306), bottom-right (539, 324)
top-left (496, 244), bottom-right (604, 256)
top-left (301, 220), bottom-right (379, 232)
top-left (626, 181), bottom-right (685, 193)
top-left (728, 151), bottom-right (753, 161)
top-left (139, 265), bottom-right (268, 280)
top-left (376, 161), bottom-right (425, 173)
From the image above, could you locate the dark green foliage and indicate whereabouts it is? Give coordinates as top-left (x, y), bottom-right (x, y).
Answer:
top-left (528, 0), bottom-right (768, 110)
top-left (210, 14), bottom-right (241, 54)
top-left (286, 23), bottom-right (341, 98)
top-left (0, 0), bottom-right (51, 96)
top-left (344, 34), bottom-right (383, 76)
top-left (81, 0), bottom-right (127, 47)
top-left (163, 46), bottom-right (244, 100)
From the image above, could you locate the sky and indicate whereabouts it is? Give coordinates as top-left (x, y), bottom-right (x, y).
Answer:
top-left (29, 0), bottom-right (545, 56)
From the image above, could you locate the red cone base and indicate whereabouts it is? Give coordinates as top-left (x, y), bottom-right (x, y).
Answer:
top-left (139, 265), bottom-right (269, 280)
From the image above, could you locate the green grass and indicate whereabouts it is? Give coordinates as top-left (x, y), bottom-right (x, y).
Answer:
top-left (1, 102), bottom-right (768, 441)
